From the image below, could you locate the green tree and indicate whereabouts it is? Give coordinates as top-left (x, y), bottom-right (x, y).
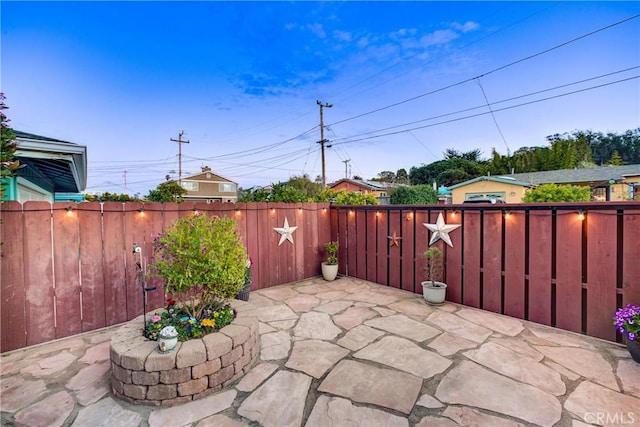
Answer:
top-left (283, 174), bottom-right (322, 200)
top-left (523, 184), bottom-right (591, 202)
top-left (390, 185), bottom-right (437, 204)
top-left (409, 157), bottom-right (482, 187)
top-left (146, 180), bottom-right (187, 202)
top-left (371, 171), bottom-right (397, 183)
top-left (85, 192), bottom-right (141, 202)
top-left (607, 150), bottom-right (625, 166)
top-left (1, 94), bottom-right (23, 199)
top-left (238, 186), bottom-right (270, 202)
top-left (315, 188), bottom-right (378, 205)
top-left (396, 168), bottom-right (409, 184)
top-left (268, 182), bottom-right (308, 202)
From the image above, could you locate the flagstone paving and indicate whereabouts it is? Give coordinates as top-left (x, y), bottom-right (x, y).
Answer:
top-left (2, 276), bottom-right (640, 426)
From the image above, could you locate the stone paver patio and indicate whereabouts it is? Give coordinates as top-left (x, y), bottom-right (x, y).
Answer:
top-left (2, 277), bottom-right (639, 426)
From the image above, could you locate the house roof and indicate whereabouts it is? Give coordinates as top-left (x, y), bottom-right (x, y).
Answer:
top-left (502, 164), bottom-right (640, 186)
top-left (447, 175), bottom-right (531, 190)
top-left (330, 179), bottom-right (401, 191)
top-left (182, 169), bottom-right (236, 184)
top-left (14, 130), bottom-right (88, 193)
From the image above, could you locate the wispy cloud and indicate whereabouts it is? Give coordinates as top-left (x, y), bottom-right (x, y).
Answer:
top-left (452, 21), bottom-right (480, 33)
top-left (306, 23), bottom-right (326, 38)
top-left (419, 29), bottom-right (459, 47)
top-left (333, 30), bottom-right (352, 43)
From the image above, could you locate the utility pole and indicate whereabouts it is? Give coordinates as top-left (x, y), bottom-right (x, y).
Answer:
top-left (170, 131), bottom-right (190, 185)
top-left (316, 100), bottom-right (332, 187)
top-left (342, 159), bottom-right (351, 179)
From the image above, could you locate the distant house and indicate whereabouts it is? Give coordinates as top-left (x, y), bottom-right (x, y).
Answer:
top-left (447, 164), bottom-right (640, 203)
top-left (329, 179), bottom-right (402, 204)
top-left (504, 165), bottom-right (640, 202)
top-left (448, 176), bottom-right (531, 204)
top-left (2, 131), bottom-right (87, 203)
top-left (180, 166), bottom-right (238, 203)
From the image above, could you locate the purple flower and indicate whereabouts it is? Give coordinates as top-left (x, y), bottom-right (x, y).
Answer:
top-left (614, 304), bottom-right (640, 341)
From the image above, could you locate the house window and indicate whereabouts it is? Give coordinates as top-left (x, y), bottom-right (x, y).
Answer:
top-left (182, 181), bottom-right (198, 191)
top-left (219, 183), bottom-right (236, 193)
top-left (592, 187), bottom-right (607, 201)
top-left (465, 192), bottom-right (506, 201)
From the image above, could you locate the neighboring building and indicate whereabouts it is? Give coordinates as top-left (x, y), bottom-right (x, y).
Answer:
top-left (2, 131), bottom-right (87, 203)
top-left (448, 176), bottom-right (531, 204)
top-left (505, 165), bottom-right (640, 202)
top-left (329, 179), bottom-right (402, 204)
top-left (180, 166), bottom-right (238, 203)
top-left (447, 164), bottom-right (640, 203)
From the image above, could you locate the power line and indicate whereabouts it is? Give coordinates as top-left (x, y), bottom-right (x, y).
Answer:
top-left (330, 75), bottom-right (639, 147)
top-left (328, 13), bottom-right (640, 127)
top-left (329, 68), bottom-right (639, 143)
top-left (476, 77), bottom-right (511, 156)
top-left (170, 131), bottom-right (190, 185)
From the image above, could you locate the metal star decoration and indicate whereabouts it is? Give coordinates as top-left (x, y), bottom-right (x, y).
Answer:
top-left (388, 231), bottom-right (402, 247)
top-left (423, 212), bottom-right (461, 247)
top-left (273, 217), bottom-right (298, 246)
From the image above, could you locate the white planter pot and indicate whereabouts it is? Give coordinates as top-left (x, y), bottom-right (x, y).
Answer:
top-left (321, 262), bottom-right (339, 281)
top-left (421, 281), bottom-right (447, 305)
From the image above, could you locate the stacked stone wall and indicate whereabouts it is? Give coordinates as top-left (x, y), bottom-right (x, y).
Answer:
top-left (110, 314), bottom-right (259, 406)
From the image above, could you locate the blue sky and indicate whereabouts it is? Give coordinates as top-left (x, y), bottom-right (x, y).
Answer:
top-left (2, 1), bottom-right (639, 196)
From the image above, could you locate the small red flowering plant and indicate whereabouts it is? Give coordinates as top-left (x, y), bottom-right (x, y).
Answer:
top-left (614, 304), bottom-right (640, 342)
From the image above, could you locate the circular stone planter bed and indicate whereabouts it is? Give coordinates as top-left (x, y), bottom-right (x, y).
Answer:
top-left (109, 302), bottom-right (259, 406)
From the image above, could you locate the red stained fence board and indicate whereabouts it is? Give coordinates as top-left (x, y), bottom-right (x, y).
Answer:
top-left (554, 212), bottom-right (583, 334)
top-left (622, 210), bottom-right (640, 307)
top-left (366, 210), bottom-right (378, 283)
top-left (528, 211), bottom-right (553, 326)
top-left (23, 201), bottom-right (56, 346)
top-left (52, 203), bottom-right (82, 339)
top-left (586, 211), bottom-right (618, 341)
top-left (400, 209), bottom-right (416, 294)
top-left (482, 211), bottom-right (503, 314)
top-left (504, 211), bottom-right (526, 320)
top-left (462, 211), bottom-right (481, 308)
top-left (0, 202), bottom-right (27, 352)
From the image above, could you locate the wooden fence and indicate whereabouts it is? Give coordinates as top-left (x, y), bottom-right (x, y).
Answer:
top-left (2, 200), bottom-right (639, 352)
top-left (0, 201), bottom-right (330, 352)
top-left (331, 202), bottom-right (640, 342)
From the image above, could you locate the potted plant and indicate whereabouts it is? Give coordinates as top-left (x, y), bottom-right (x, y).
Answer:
top-left (321, 241), bottom-right (339, 281)
top-left (235, 258), bottom-right (253, 301)
top-left (614, 304), bottom-right (640, 363)
top-left (421, 246), bottom-right (447, 304)
top-left (146, 213), bottom-right (248, 348)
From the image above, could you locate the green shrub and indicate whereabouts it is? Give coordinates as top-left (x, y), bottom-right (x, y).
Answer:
top-left (523, 183), bottom-right (591, 202)
top-left (390, 185), bottom-right (437, 204)
top-left (148, 213), bottom-right (248, 321)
